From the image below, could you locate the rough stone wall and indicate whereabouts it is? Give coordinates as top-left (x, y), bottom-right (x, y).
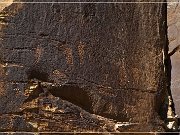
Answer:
top-left (167, 0), bottom-right (180, 119)
top-left (0, 0), bottom-right (168, 132)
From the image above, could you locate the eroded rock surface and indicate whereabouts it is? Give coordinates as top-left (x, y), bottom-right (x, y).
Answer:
top-left (0, 0), bottom-right (169, 132)
top-left (167, 0), bottom-right (180, 122)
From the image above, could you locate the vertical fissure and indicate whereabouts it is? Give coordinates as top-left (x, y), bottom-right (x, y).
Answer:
top-left (163, 1), bottom-right (179, 131)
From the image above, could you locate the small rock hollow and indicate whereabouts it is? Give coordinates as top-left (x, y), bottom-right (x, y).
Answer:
top-left (49, 83), bottom-right (93, 113)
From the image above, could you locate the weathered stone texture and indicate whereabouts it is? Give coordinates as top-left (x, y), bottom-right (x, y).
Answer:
top-left (167, 0), bottom-right (180, 117)
top-left (0, 0), bottom-right (168, 132)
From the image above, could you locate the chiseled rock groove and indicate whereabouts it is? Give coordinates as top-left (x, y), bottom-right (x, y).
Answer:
top-left (0, 0), bottom-right (172, 132)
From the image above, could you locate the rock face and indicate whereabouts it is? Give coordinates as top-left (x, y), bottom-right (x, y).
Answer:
top-left (167, 0), bottom-right (180, 120)
top-left (0, 0), bottom-right (170, 132)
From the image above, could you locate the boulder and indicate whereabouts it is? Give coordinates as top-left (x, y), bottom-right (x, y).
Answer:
top-left (0, 0), bottom-right (169, 132)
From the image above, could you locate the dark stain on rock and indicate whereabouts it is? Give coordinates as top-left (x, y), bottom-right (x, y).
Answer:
top-left (27, 69), bottom-right (48, 82)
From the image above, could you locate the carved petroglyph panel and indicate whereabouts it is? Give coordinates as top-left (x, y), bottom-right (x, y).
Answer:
top-left (0, 0), bottom-right (167, 132)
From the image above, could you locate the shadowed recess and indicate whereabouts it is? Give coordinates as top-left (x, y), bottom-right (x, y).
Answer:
top-left (49, 83), bottom-right (93, 113)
